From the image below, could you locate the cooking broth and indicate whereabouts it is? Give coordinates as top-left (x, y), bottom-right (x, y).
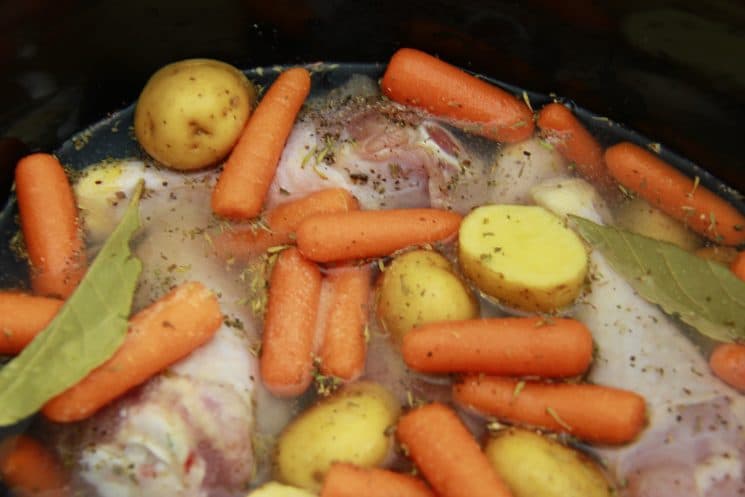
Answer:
top-left (0, 62), bottom-right (743, 497)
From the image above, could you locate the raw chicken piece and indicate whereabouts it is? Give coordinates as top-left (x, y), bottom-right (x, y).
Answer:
top-left (534, 180), bottom-right (745, 497)
top-left (60, 161), bottom-right (260, 497)
top-left (265, 92), bottom-right (489, 214)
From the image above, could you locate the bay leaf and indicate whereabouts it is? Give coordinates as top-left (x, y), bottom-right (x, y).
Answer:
top-left (571, 215), bottom-right (745, 342)
top-left (0, 181), bottom-right (144, 426)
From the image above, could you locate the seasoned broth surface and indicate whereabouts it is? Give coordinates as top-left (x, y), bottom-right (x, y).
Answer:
top-left (1, 61), bottom-right (744, 497)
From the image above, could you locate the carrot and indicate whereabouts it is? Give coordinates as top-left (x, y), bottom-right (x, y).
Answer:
top-left (212, 67), bottom-right (311, 219)
top-left (260, 247), bottom-right (322, 397)
top-left (267, 188), bottom-right (360, 232)
top-left (42, 281), bottom-right (222, 422)
top-left (536, 102), bottom-right (614, 190)
top-left (214, 188), bottom-right (359, 261)
top-left (15, 153), bottom-right (86, 298)
top-left (296, 208), bottom-right (462, 262)
top-left (320, 463), bottom-right (436, 497)
top-left (731, 251), bottom-right (745, 282)
top-left (453, 375), bottom-right (646, 444)
top-left (709, 343), bottom-right (745, 391)
top-left (396, 402), bottom-right (513, 497)
top-left (381, 48), bottom-right (534, 143)
top-left (402, 317), bottom-right (593, 377)
top-left (0, 435), bottom-right (69, 497)
top-left (605, 142), bottom-right (745, 245)
top-left (0, 292), bottom-right (63, 354)
top-left (317, 265), bottom-right (371, 381)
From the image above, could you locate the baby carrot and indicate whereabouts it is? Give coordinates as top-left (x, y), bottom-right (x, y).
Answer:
top-left (731, 251), bottom-right (745, 281)
top-left (396, 403), bottom-right (514, 497)
top-left (0, 292), bottom-right (63, 355)
top-left (536, 102), bottom-right (614, 190)
top-left (0, 435), bottom-right (69, 497)
top-left (453, 375), bottom-right (646, 444)
top-left (43, 281), bottom-right (222, 422)
top-left (267, 188), bottom-right (360, 232)
top-left (212, 67), bottom-right (311, 219)
top-left (15, 153), bottom-right (86, 298)
top-left (709, 343), bottom-right (745, 391)
top-left (381, 48), bottom-right (534, 143)
top-left (214, 188), bottom-right (359, 261)
top-left (605, 142), bottom-right (745, 245)
top-left (320, 463), bottom-right (436, 497)
top-left (296, 208), bottom-right (462, 262)
top-left (260, 247), bottom-right (322, 397)
top-left (402, 317), bottom-right (593, 377)
top-left (317, 265), bottom-right (371, 381)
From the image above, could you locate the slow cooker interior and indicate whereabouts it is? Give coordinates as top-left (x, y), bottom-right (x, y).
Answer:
top-left (1, 0), bottom-right (744, 197)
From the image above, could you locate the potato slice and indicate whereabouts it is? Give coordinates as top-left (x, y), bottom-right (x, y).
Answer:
top-left (459, 205), bottom-right (587, 312)
top-left (274, 382), bottom-right (400, 492)
top-left (376, 249), bottom-right (479, 342)
top-left (613, 197), bottom-right (702, 251)
top-left (485, 429), bottom-right (613, 497)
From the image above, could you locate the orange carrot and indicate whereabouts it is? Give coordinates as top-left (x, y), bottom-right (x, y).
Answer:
top-left (296, 208), bottom-right (462, 262)
top-left (260, 247), bottom-right (322, 397)
top-left (0, 435), bottom-right (69, 497)
top-left (212, 67), bottom-right (311, 219)
top-left (317, 265), bottom-right (371, 381)
top-left (0, 292), bottom-right (63, 355)
top-left (536, 102), bottom-right (614, 190)
top-left (396, 402), bottom-right (513, 497)
top-left (709, 343), bottom-right (745, 391)
top-left (43, 281), bottom-right (222, 422)
top-left (320, 463), bottom-right (436, 497)
top-left (402, 317), bottom-right (593, 377)
top-left (381, 48), bottom-right (534, 143)
top-left (453, 375), bottom-right (646, 444)
top-left (214, 188), bottom-right (359, 261)
top-left (15, 153), bottom-right (86, 298)
top-left (605, 142), bottom-right (745, 245)
top-left (731, 251), bottom-right (745, 282)
top-left (267, 188), bottom-right (359, 232)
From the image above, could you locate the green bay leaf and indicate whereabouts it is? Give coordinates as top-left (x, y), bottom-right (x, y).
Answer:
top-left (571, 215), bottom-right (745, 342)
top-left (0, 181), bottom-right (144, 426)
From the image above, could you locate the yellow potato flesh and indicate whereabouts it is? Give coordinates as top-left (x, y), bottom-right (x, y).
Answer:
top-left (274, 382), bottom-right (400, 492)
top-left (134, 58), bottom-right (256, 170)
top-left (376, 249), bottom-right (479, 342)
top-left (485, 429), bottom-right (612, 497)
top-left (459, 205), bottom-right (587, 312)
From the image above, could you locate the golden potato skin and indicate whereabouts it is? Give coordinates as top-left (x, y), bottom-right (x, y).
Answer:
top-left (485, 429), bottom-right (613, 497)
top-left (376, 250), bottom-right (479, 342)
top-left (274, 382), bottom-right (400, 492)
top-left (614, 197), bottom-right (702, 251)
top-left (459, 205), bottom-right (587, 312)
top-left (134, 59), bottom-right (256, 170)
top-left (247, 482), bottom-right (316, 497)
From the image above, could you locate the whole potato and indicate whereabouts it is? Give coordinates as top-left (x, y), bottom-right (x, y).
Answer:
top-left (377, 249), bottom-right (479, 342)
top-left (485, 429), bottom-right (613, 497)
top-left (274, 382), bottom-right (400, 492)
top-left (134, 58), bottom-right (256, 170)
top-left (614, 197), bottom-right (702, 251)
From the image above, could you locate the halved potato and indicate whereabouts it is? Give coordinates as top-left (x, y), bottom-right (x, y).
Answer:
top-left (458, 205), bottom-right (587, 312)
